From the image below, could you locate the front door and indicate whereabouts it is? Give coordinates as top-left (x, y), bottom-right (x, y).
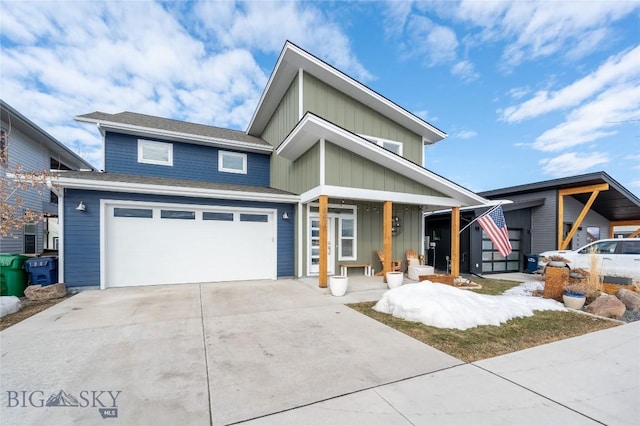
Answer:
top-left (308, 216), bottom-right (335, 276)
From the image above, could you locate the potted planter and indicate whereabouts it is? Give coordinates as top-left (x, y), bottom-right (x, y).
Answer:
top-left (329, 276), bottom-right (348, 297)
top-left (386, 271), bottom-right (404, 289)
top-left (562, 291), bottom-right (586, 309)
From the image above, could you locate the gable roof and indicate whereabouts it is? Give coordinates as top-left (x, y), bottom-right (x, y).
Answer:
top-left (75, 111), bottom-right (272, 153)
top-left (1, 99), bottom-right (95, 170)
top-left (277, 112), bottom-right (487, 208)
top-left (247, 41), bottom-right (447, 145)
top-left (479, 172), bottom-right (640, 222)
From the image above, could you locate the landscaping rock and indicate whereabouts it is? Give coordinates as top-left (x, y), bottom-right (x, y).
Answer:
top-left (24, 283), bottom-right (67, 301)
top-left (585, 294), bottom-right (626, 319)
top-left (616, 289), bottom-right (640, 311)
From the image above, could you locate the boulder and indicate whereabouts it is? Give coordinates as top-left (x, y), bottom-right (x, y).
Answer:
top-left (616, 289), bottom-right (640, 311)
top-left (585, 294), bottom-right (626, 319)
top-left (24, 283), bottom-right (67, 301)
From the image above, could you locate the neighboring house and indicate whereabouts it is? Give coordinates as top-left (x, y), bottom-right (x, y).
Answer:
top-left (0, 100), bottom-right (94, 255)
top-left (54, 41), bottom-right (489, 290)
top-left (425, 172), bottom-right (640, 275)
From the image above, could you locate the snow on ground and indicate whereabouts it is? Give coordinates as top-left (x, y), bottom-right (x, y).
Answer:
top-left (373, 281), bottom-right (565, 331)
top-left (0, 296), bottom-right (21, 318)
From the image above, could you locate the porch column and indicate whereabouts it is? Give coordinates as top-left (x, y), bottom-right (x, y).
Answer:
top-left (383, 201), bottom-right (392, 282)
top-left (319, 195), bottom-right (328, 288)
top-left (451, 207), bottom-right (460, 277)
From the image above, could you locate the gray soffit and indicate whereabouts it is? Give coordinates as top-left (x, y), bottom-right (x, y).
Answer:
top-left (278, 112), bottom-right (487, 207)
top-left (479, 172), bottom-right (640, 222)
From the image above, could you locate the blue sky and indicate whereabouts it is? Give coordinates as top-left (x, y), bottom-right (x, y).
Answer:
top-left (1, 1), bottom-right (639, 196)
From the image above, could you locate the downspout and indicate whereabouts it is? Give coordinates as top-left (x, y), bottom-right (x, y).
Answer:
top-left (297, 201), bottom-right (303, 277)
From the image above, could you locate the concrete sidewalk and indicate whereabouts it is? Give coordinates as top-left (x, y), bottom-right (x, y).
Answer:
top-left (243, 321), bottom-right (639, 425)
top-left (1, 278), bottom-right (637, 425)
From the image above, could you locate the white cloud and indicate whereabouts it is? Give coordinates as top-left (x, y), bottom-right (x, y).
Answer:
top-left (506, 86), bottom-right (531, 100)
top-left (451, 60), bottom-right (479, 82)
top-left (382, 0), bottom-right (414, 38)
top-left (500, 46), bottom-right (640, 123)
top-left (531, 83), bottom-right (640, 152)
top-left (192, 1), bottom-right (372, 81)
top-left (455, 0), bottom-right (640, 69)
top-left (0, 1), bottom-right (368, 169)
top-left (455, 130), bottom-right (477, 139)
top-left (403, 15), bottom-right (458, 66)
top-left (539, 152), bottom-right (610, 176)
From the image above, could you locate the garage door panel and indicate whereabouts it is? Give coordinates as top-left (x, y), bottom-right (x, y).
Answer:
top-left (105, 204), bottom-right (276, 287)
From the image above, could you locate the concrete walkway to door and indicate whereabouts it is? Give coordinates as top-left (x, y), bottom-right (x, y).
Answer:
top-left (1, 278), bottom-right (637, 425)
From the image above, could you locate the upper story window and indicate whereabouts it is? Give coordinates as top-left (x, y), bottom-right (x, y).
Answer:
top-left (138, 139), bottom-right (173, 166)
top-left (360, 134), bottom-right (403, 156)
top-left (218, 151), bottom-right (247, 174)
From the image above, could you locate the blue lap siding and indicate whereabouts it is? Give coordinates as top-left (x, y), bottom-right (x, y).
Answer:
top-left (63, 189), bottom-right (295, 288)
top-left (104, 132), bottom-right (271, 186)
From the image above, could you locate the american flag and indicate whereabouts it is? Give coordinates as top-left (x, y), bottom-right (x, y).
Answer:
top-left (477, 206), bottom-right (512, 257)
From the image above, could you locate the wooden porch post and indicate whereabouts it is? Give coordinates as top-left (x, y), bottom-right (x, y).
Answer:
top-left (383, 201), bottom-right (392, 282)
top-left (451, 206), bottom-right (460, 277)
top-left (319, 195), bottom-right (328, 288)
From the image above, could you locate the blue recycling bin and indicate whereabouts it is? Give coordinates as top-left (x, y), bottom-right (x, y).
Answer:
top-left (524, 254), bottom-right (539, 274)
top-left (25, 256), bottom-right (58, 286)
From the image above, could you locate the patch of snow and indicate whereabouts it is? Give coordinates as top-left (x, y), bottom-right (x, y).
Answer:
top-left (373, 282), bottom-right (565, 331)
top-left (0, 296), bottom-right (21, 318)
top-left (502, 281), bottom-right (544, 297)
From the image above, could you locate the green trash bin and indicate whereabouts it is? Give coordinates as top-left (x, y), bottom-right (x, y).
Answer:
top-left (0, 254), bottom-right (30, 297)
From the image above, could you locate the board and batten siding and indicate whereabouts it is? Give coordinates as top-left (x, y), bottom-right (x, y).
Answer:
top-left (262, 76), bottom-right (300, 147)
top-left (104, 132), bottom-right (270, 187)
top-left (262, 77), bottom-right (304, 193)
top-left (1, 125), bottom-right (49, 253)
top-left (300, 201), bottom-right (423, 276)
top-left (302, 73), bottom-right (424, 165)
top-left (325, 142), bottom-right (445, 196)
top-left (63, 189), bottom-right (295, 288)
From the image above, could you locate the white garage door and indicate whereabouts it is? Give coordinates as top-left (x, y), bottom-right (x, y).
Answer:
top-left (103, 201), bottom-right (276, 287)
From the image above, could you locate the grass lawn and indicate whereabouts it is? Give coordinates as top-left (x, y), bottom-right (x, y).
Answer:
top-left (348, 277), bottom-right (620, 362)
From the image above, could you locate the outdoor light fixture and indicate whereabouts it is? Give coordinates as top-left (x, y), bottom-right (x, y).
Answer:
top-left (391, 215), bottom-right (401, 236)
top-left (282, 211), bottom-right (289, 220)
top-left (75, 201), bottom-right (86, 212)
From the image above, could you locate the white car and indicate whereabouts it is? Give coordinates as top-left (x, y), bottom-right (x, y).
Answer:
top-left (538, 238), bottom-right (640, 280)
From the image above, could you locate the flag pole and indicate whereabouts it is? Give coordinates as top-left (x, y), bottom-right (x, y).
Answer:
top-left (459, 203), bottom-right (503, 234)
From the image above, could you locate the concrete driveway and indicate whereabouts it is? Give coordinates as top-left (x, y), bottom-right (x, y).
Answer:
top-left (0, 280), bottom-right (462, 425)
top-left (1, 279), bottom-right (638, 425)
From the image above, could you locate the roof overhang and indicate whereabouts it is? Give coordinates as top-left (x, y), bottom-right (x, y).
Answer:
top-left (50, 176), bottom-right (299, 204)
top-left (277, 113), bottom-right (488, 208)
top-left (2, 100), bottom-right (95, 170)
top-left (247, 41), bottom-right (446, 145)
top-left (74, 116), bottom-right (273, 154)
top-left (479, 172), bottom-right (640, 222)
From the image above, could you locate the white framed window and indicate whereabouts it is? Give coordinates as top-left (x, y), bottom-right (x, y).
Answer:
top-left (308, 203), bottom-right (357, 263)
top-left (339, 217), bottom-right (356, 260)
top-left (359, 134), bottom-right (403, 156)
top-left (138, 140), bottom-right (173, 166)
top-left (219, 151), bottom-right (247, 174)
